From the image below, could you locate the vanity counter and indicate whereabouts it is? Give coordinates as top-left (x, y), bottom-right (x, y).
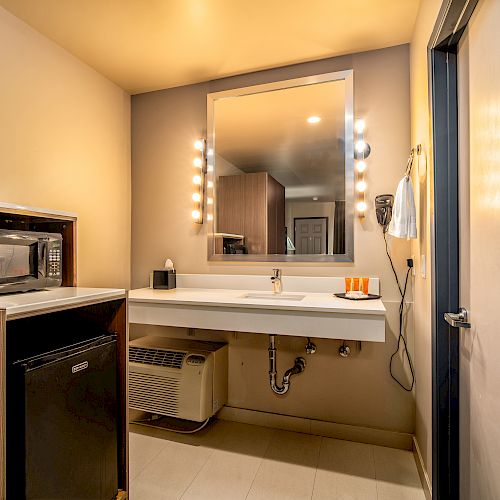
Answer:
top-left (128, 287), bottom-right (385, 316)
top-left (128, 278), bottom-right (386, 342)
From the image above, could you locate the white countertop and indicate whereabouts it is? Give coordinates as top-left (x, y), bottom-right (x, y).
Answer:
top-left (128, 287), bottom-right (386, 316)
top-left (0, 287), bottom-right (126, 319)
top-left (128, 275), bottom-right (386, 341)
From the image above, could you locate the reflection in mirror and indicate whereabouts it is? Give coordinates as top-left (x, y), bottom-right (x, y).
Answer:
top-left (207, 71), bottom-right (353, 262)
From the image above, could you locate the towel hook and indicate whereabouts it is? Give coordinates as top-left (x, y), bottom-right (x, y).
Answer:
top-left (405, 148), bottom-right (416, 178)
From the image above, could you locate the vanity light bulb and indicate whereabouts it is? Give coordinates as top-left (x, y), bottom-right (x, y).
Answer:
top-left (194, 140), bottom-right (204, 151)
top-left (355, 119), bottom-right (365, 134)
top-left (356, 161), bottom-right (367, 173)
top-left (207, 180), bottom-right (214, 189)
top-left (207, 197), bottom-right (213, 205)
top-left (192, 192), bottom-right (201, 202)
top-left (356, 180), bottom-right (367, 193)
top-left (355, 140), bottom-right (367, 154)
top-left (193, 174), bottom-right (202, 185)
top-left (207, 214), bottom-right (213, 221)
top-left (356, 201), bottom-right (367, 212)
top-left (193, 157), bottom-right (202, 168)
top-left (307, 116), bottom-right (321, 124)
top-left (191, 209), bottom-right (201, 220)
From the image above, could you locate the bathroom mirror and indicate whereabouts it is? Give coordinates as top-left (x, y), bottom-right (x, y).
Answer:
top-left (207, 70), bottom-right (354, 262)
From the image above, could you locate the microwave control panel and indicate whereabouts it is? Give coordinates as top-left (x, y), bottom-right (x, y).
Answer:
top-left (48, 247), bottom-right (61, 278)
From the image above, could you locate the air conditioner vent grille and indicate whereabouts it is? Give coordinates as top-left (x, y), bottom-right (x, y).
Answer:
top-left (129, 346), bottom-right (186, 368)
top-left (129, 372), bottom-right (180, 416)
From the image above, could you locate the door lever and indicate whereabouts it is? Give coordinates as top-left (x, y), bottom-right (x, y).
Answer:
top-left (444, 307), bottom-right (471, 329)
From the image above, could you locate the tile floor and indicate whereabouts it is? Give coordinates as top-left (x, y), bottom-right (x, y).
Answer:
top-left (129, 420), bottom-right (425, 500)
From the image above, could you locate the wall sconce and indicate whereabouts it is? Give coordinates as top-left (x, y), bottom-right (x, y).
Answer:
top-left (192, 139), bottom-right (206, 223)
top-left (354, 119), bottom-right (370, 217)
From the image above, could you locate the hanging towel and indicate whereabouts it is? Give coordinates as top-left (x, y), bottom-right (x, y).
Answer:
top-left (388, 176), bottom-right (417, 239)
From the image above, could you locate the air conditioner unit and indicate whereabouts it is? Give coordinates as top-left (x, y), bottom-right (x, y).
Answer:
top-left (129, 336), bottom-right (228, 422)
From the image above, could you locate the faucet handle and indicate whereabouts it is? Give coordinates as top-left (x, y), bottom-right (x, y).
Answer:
top-left (272, 268), bottom-right (281, 279)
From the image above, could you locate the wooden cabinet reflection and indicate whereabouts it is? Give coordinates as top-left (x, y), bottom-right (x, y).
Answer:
top-left (217, 172), bottom-right (285, 254)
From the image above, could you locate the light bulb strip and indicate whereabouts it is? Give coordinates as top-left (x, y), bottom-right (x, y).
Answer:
top-left (192, 138), bottom-right (206, 224)
top-left (354, 119), bottom-right (367, 218)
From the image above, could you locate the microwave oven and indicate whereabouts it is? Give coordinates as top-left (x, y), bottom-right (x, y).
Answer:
top-left (0, 229), bottom-right (63, 294)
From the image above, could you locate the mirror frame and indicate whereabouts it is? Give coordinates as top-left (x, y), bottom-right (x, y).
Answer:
top-left (206, 69), bottom-right (354, 262)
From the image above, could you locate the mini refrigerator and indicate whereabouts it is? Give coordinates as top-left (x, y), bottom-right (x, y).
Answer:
top-left (10, 335), bottom-right (118, 500)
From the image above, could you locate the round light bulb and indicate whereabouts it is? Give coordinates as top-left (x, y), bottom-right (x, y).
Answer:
top-left (207, 197), bottom-right (213, 205)
top-left (193, 174), bottom-right (202, 185)
top-left (356, 180), bottom-right (367, 193)
top-left (355, 140), bottom-right (366, 154)
top-left (207, 180), bottom-right (214, 188)
top-left (191, 209), bottom-right (201, 220)
top-left (355, 119), bottom-right (365, 134)
top-left (207, 214), bottom-right (213, 221)
top-left (307, 116), bottom-right (321, 124)
top-left (356, 201), bottom-right (367, 212)
top-left (356, 160), bottom-right (367, 173)
top-left (193, 157), bottom-right (202, 168)
top-left (194, 140), bottom-right (204, 151)
top-left (192, 192), bottom-right (201, 202)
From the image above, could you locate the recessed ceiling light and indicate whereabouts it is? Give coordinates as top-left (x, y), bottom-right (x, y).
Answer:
top-left (307, 116), bottom-right (321, 124)
top-left (312, 196), bottom-right (319, 201)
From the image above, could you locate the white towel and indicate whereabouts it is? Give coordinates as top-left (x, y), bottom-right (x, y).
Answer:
top-left (388, 176), bottom-right (417, 239)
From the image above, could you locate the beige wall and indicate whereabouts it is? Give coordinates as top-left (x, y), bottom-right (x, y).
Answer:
top-left (0, 7), bottom-right (131, 289)
top-left (132, 45), bottom-right (416, 434)
top-left (409, 0), bottom-right (443, 485)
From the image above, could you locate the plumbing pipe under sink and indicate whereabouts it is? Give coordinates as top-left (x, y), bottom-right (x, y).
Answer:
top-left (268, 335), bottom-right (306, 395)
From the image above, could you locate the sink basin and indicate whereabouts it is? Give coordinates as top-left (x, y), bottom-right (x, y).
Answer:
top-left (241, 292), bottom-right (305, 301)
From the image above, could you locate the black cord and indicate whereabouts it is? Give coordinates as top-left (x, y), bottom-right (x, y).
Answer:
top-left (384, 231), bottom-right (402, 296)
top-left (384, 232), bottom-right (415, 392)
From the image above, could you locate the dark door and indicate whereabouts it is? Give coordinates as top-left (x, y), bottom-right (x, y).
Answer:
top-left (294, 217), bottom-right (328, 254)
top-left (429, 1), bottom-right (479, 498)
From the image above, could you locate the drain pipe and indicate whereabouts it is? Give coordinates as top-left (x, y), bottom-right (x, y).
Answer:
top-left (268, 335), bottom-right (306, 395)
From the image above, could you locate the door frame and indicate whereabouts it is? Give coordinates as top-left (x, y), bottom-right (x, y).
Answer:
top-left (293, 216), bottom-right (329, 254)
top-left (429, 0), bottom-right (479, 498)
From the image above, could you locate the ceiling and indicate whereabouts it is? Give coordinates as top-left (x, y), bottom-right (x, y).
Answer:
top-left (215, 80), bottom-right (346, 202)
top-left (0, 0), bottom-right (420, 94)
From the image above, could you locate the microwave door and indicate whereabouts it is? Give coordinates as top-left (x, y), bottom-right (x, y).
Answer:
top-left (0, 237), bottom-right (39, 286)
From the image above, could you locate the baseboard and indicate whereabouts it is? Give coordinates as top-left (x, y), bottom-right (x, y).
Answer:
top-left (218, 406), bottom-right (413, 450)
top-left (413, 436), bottom-right (432, 499)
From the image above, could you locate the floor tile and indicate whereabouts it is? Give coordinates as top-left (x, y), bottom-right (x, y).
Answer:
top-left (131, 438), bottom-right (214, 500)
top-left (312, 438), bottom-right (377, 499)
top-left (181, 423), bottom-right (274, 500)
top-left (246, 430), bottom-right (321, 500)
top-left (128, 422), bottom-right (426, 500)
top-left (373, 445), bottom-right (426, 500)
top-left (129, 431), bottom-right (168, 482)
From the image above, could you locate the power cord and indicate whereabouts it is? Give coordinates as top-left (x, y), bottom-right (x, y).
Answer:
top-left (132, 414), bottom-right (211, 434)
top-left (384, 231), bottom-right (416, 392)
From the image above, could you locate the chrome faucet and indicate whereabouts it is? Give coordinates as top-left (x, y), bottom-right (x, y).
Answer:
top-left (271, 269), bottom-right (282, 294)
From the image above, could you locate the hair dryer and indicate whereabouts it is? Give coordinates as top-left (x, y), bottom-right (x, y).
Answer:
top-left (375, 194), bottom-right (394, 231)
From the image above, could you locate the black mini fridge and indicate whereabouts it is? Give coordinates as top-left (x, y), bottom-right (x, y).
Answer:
top-left (10, 335), bottom-right (118, 500)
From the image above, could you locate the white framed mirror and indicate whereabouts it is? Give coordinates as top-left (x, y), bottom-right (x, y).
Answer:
top-left (206, 70), bottom-right (354, 262)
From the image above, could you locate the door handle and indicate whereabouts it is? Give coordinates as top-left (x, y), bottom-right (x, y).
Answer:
top-left (444, 307), bottom-right (471, 329)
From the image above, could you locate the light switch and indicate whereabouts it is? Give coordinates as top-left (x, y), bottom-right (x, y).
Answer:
top-left (421, 254), bottom-right (426, 279)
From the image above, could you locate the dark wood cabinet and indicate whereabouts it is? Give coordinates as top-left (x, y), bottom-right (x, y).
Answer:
top-left (217, 172), bottom-right (285, 254)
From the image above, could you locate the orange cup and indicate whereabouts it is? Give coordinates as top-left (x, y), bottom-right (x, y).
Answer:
top-left (345, 277), bottom-right (369, 293)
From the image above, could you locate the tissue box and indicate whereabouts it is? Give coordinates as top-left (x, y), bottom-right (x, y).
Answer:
top-left (150, 270), bottom-right (176, 289)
